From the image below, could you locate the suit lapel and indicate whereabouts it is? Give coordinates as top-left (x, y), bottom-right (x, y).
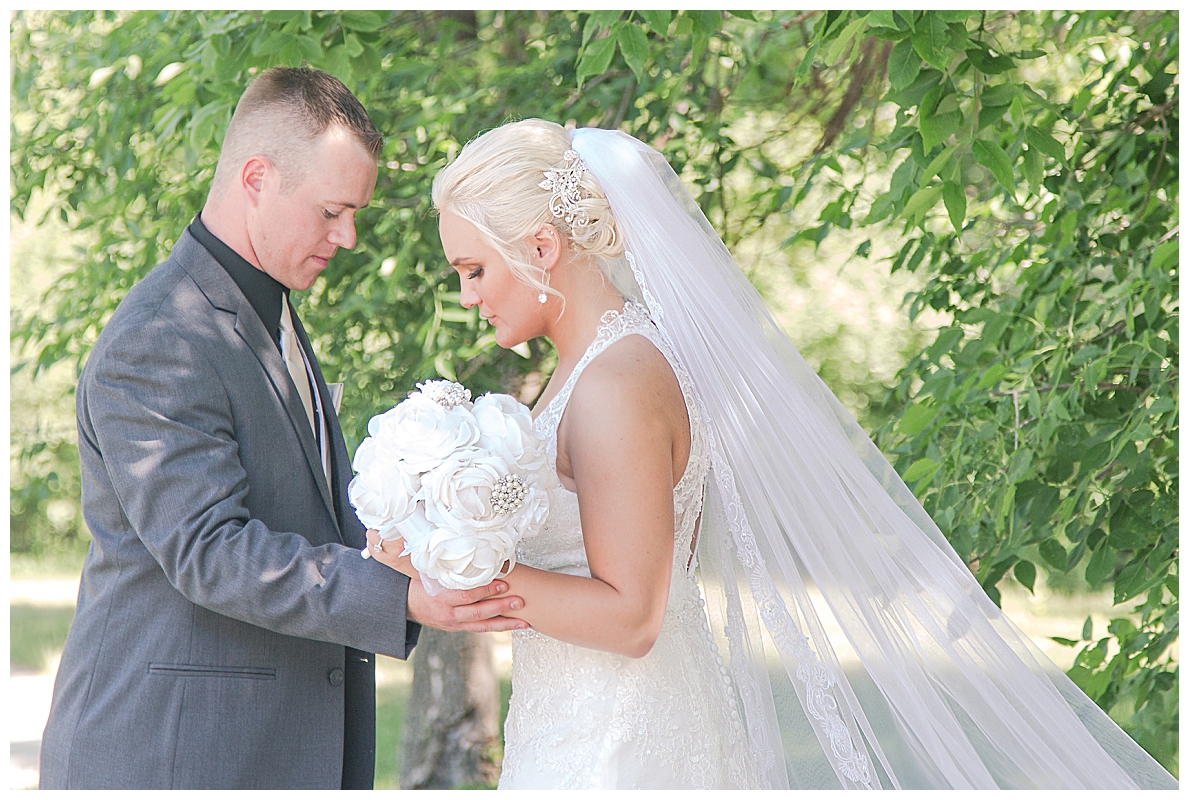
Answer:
top-left (173, 232), bottom-right (341, 537)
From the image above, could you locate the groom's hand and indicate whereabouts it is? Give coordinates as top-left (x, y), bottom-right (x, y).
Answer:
top-left (364, 529), bottom-right (527, 632)
top-left (406, 578), bottom-right (529, 633)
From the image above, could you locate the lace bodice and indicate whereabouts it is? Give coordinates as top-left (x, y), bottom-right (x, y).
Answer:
top-left (498, 302), bottom-right (759, 789)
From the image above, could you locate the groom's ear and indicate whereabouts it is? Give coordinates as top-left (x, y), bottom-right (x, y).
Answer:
top-left (241, 156), bottom-right (269, 207)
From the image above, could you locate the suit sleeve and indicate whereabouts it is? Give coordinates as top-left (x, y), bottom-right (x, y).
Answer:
top-left (80, 311), bottom-right (418, 659)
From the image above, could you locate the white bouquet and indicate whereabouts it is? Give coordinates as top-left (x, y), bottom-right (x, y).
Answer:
top-left (349, 380), bottom-right (549, 594)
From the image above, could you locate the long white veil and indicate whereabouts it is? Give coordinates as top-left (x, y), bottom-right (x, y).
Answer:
top-left (569, 127), bottom-right (1177, 790)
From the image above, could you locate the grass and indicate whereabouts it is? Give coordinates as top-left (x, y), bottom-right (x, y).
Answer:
top-left (11, 603), bottom-right (76, 673)
top-left (10, 549), bottom-right (88, 580)
top-left (374, 670), bottom-right (513, 789)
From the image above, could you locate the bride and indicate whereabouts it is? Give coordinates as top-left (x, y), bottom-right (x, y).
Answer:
top-left (366, 119), bottom-right (1177, 790)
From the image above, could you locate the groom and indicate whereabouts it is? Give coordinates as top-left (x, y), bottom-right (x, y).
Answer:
top-left (39, 67), bottom-right (526, 790)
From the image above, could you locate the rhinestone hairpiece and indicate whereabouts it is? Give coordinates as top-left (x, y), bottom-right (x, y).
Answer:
top-left (539, 149), bottom-right (591, 230)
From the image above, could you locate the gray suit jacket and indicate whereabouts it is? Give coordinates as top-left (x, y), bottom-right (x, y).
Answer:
top-left (39, 231), bottom-right (417, 789)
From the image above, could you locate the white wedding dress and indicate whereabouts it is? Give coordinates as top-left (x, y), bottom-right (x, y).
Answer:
top-left (498, 302), bottom-right (761, 789)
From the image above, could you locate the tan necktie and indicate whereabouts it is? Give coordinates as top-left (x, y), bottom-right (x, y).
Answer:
top-left (279, 300), bottom-right (316, 437)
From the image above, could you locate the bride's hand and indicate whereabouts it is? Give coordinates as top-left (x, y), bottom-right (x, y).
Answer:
top-left (364, 529), bottom-right (417, 578)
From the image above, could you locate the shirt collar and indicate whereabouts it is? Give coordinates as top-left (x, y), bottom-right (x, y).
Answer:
top-left (188, 213), bottom-right (286, 348)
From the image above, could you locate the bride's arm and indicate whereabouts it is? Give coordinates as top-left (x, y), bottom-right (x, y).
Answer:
top-left (498, 340), bottom-right (686, 658)
top-left (368, 341), bottom-right (685, 658)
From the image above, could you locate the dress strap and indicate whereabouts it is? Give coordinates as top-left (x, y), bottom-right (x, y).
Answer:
top-left (534, 301), bottom-right (655, 452)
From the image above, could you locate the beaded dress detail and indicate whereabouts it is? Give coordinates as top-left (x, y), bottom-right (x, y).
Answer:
top-left (498, 302), bottom-right (760, 789)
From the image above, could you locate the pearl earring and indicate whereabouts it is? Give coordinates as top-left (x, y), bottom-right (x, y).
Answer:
top-left (538, 292), bottom-right (548, 304)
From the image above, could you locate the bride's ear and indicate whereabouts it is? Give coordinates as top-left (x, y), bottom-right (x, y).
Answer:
top-left (529, 223), bottom-right (562, 274)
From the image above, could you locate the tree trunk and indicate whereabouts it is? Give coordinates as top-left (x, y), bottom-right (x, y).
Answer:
top-left (399, 628), bottom-right (501, 789)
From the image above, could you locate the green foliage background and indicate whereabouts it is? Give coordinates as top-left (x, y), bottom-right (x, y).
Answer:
top-left (10, 10), bottom-right (1177, 775)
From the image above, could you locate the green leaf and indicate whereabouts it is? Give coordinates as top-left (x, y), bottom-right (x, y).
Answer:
top-left (577, 32), bottom-right (617, 86)
top-left (639, 10), bottom-right (671, 36)
top-left (899, 401), bottom-right (939, 435)
top-left (886, 67), bottom-right (943, 109)
top-left (1107, 525), bottom-right (1145, 551)
top-left (973, 138), bottom-right (1015, 191)
top-left (1014, 560), bottom-right (1037, 593)
top-left (1006, 448), bottom-right (1033, 483)
top-left (297, 35), bottom-right (323, 63)
top-left (350, 43), bottom-right (381, 77)
top-left (254, 32), bottom-right (293, 56)
top-left (618, 23), bottom-right (650, 81)
top-left (927, 326), bottom-right (964, 360)
top-left (1052, 636), bottom-right (1080, 647)
top-left (911, 13), bottom-right (951, 70)
top-left (920, 106), bottom-right (961, 151)
top-left (901, 184), bottom-right (943, 227)
top-left (1039, 539), bottom-right (1068, 570)
top-left (1085, 544), bottom-right (1116, 586)
top-left (902, 457), bottom-right (942, 483)
top-left (690, 10), bottom-right (722, 34)
top-left (867, 11), bottom-right (897, 30)
top-left (1082, 616), bottom-right (1093, 641)
top-left (965, 46), bottom-right (1015, 74)
top-left (976, 362), bottom-right (1010, 389)
top-left (583, 10), bottom-right (623, 48)
top-left (1024, 126), bottom-right (1065, 162)
top-left (339, 10), bottom-right (388, 32)
top-left (692, 28), bottom-right (710, 65)
top-left (941, 180), bottom-right (966, 232)
top-left (919, 146), bottom-right (955, 184)
top-left (887, 38), bottom-right (921, 91)
top-left (342, 32), bottom-right (364, 58)
top-left (980, 82), bottom-right (1020, 107)
top-left (893, 10), bottom-right (917, 31)
top-left (824, 15), bottom-right (869, 65)
top-left (1023, 146), bottom-right (1043, 194)
top-left (1149, 239), bottom-right (1178, 273)
top-left (863, 192), bottom-right (896, 225)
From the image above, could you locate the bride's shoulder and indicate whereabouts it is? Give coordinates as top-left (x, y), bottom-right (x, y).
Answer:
top-left (558, 334), bottom-right (691, 487)
top-left (566, 334), bottom-right (684, 427)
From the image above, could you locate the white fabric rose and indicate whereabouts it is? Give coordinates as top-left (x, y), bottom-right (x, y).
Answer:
top-left (407, 524), bottom-right (518, 592)
top-left (348, 439), bottom-right (420, 538)
top-left (421, 449), bottom-right (513, 533)
top-left (390, 502), bottom-right (435, 547)
top-left (510, 472), bottom-right (551, 532)
top-left (473, 393), bottom-right (548, 474)
top-left (369, 394), bottom-right (481, 473)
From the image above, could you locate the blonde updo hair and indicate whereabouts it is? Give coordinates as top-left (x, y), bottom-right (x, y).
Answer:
top-left (432, 119), bottom-right (623, 305)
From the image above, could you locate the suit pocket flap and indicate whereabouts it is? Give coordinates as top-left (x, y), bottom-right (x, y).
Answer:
top-left (148, 662), bottom-right (276, 680)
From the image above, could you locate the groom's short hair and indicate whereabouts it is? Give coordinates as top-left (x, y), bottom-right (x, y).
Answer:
top-left (211, 66), bottom-right (382, 196)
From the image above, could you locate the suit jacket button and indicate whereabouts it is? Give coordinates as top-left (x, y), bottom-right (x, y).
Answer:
top-left (328, 668), bottom-right (345, 686)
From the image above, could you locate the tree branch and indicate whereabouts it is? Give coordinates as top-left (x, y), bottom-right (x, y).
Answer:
top-left (610, 77), bottom-right (635, 130)
top-left (782, 11), bottom-right (819, 28)
top-left (813, 38), bottom-right (891, 154)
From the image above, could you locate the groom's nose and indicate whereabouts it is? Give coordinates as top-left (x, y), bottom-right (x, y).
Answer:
top-left (327, 218), bottom-right (357, 249)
